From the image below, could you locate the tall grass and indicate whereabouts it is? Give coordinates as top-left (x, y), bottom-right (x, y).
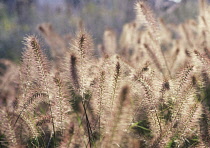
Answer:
top-left (0, 0), bottom-right (210, 147)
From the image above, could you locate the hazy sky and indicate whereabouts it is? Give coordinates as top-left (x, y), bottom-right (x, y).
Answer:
top-left (37, 0), bottom-right (65, 7)
top-left (169, 0), bottom-right (182, 3)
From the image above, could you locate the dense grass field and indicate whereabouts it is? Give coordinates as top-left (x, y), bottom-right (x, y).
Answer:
top-left (0, 0), bottom-right (210, 147)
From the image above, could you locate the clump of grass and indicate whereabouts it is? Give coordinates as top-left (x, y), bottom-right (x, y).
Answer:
top-left (0, 0), bottom-right (210, 148)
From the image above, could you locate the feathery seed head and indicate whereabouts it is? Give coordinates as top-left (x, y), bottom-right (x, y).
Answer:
top-left (74, 29), bottom-right (93, 57)
top-left (163, 81), bottom-right (170, 91)
top-left (69, 54), bottom-right (80, 90)
top-left (116, 62), bottom-right (120, 77)
top-left (119, 85), bottom-right (130, 105)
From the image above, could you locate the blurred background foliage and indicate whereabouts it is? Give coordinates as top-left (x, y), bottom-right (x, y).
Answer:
top-left (0, 0), bottom-right (206, 63)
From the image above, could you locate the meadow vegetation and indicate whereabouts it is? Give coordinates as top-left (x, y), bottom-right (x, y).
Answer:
top-left (0, 0), bottom-right (210, 147)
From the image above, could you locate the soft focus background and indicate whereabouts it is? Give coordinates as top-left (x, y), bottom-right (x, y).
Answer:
top-left (0, 0), bottom-right (204, 62)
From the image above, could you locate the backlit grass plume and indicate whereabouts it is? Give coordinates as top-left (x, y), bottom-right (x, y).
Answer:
top-left (1, 1), bottom-right (210, 147)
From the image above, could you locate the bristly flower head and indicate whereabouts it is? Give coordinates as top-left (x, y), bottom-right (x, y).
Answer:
top-left (135, 1), bottom-right (159, 31)
top-left (73, 29), bottom-right (94, 57)
top-left (23, 35), bottom-right (50, 74)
